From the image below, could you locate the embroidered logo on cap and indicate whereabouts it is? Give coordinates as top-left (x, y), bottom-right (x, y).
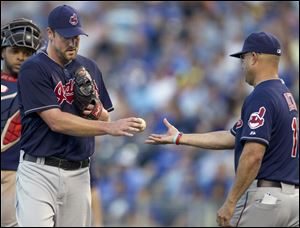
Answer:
top-left (69, 13), bottom-right (78, 26)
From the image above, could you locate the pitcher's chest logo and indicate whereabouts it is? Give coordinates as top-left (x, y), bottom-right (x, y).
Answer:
top-left (54, 79), bottom-right (74, 105)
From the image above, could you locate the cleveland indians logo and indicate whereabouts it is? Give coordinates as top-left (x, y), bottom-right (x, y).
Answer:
top-left (248, 107), bottom-right (266, 129)
top-left (69, 13), bottom-right (78, 26)
top-left (54, 79), bottom-right (99, 105)
top-left (236, 119), bottom-right (243, 129)
top-left (54, 79), bottom-right (75, 105)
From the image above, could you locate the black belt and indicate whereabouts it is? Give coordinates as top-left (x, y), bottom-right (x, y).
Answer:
top-left (23, 153), bottom-right (90, 171)
top-left (257, 179), bottom-right (299, 189)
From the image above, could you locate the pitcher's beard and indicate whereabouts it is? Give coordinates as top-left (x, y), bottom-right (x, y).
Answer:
top-left (55, 46), bottom-right (77, 65)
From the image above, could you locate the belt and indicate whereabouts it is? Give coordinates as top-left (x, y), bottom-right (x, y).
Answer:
top-left (257, 179), bottom-right (299, 189)
top-left (23, 153), bottom-right (90, 171)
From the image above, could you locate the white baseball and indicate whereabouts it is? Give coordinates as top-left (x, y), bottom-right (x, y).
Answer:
top-left (138, 118), bottom-right (146, 132)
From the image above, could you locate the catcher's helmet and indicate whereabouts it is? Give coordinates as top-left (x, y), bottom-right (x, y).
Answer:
top-left (1, 18), bottom-right (42, 52)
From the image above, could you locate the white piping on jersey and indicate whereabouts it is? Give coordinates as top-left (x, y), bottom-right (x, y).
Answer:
top-left (24, 105), bottom-right (60, 115)
top-left (240, 136), bottom-right (269, 146)
top-left (1, 92), bottom-right (17, 101)
top-left (231, 128), bottom-right (236, 135)
top-left (107, 107), bottom-right (114, 112)
top-left (25, 105), bottom-right (114, 115)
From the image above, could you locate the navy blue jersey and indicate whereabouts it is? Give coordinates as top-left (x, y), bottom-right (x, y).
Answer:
top-left (1, 73), bottom-right (21, 170)
top-left (17, 51), bottom-right (113, 161)
top-left (231, 79), bottom-right (299, 185)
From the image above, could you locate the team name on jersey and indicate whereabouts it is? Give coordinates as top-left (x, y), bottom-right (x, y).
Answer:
top-left (283, 93), bottom-right (298, 112)
top-left (54, 79), bottom-right (75, 105)
top-left (54, 79), bottom-right (99, 105)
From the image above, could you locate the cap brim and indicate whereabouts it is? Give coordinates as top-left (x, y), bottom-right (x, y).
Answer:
top-left (55, 27), bottom-right (88, 38)
top-left (229, 51), bottom-right (247, 58)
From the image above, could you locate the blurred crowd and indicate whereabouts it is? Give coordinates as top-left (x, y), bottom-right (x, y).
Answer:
top-left (2, 1), bottom-right (299, 226)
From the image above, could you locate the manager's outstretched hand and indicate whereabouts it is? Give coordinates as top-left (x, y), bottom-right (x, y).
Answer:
top-left (145, 118), bottom-right (179, 144)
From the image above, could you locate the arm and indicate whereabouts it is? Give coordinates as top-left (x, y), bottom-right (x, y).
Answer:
top-left (91, 187), bottom-right (103, 227)
top-left (216, 141), bottom-right (266, 227)
top-left (179, 131), bottom-right (235, 149)
top-left (145, 118), bottom-right (235, 150)
top-left (226, 141), bottom-right (265, 204)
top-left (38, 108), bottom-right (141, 137)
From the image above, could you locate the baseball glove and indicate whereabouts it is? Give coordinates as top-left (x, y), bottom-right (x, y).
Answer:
top-left (73, 66), bottom-right (103, 120)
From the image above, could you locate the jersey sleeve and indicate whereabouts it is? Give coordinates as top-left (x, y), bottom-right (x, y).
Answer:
top-left (230, 122), bottom-right (237, 136)
top-left (18, 62), bottom-right (60, 115)
top-left (240, 97), bottom-right (274, 146)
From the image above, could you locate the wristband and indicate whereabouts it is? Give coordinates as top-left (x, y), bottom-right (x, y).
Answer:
top-left (172, 132), bottom-right (180, 144)
top-left (175, 132), bottom-right (183, 145)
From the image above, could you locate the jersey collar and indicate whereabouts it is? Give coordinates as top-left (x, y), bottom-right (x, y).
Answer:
top-left (41, 50), bottom-right (74, 69)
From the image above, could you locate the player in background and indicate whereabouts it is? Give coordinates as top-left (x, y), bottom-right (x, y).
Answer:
top-left (1, 18), bottom-right (42, 227)
top-left (16, 5), bottom-right (143, 227)
top-left (146, 32), bottom-right (299, 227)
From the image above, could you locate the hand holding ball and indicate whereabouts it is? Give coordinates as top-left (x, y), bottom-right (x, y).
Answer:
top-left (138, 118), bottom-right (146, 132)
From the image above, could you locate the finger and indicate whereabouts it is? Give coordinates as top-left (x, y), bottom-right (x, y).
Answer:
top-left (86, 104), bottom-right (94, 110)
top-left (129, 127), bottom-right (140, 132)
top-left (144, 139), bottom-right (158, 144)
top-left (223, 218), bottom-right (232, 227)
top-left (122, 131), bottom-right (133, 137)
top-left (148, 136), bottom-right (163, 141)
top-left (130, 123), bottom-right (142, 128)
top-left (216, 216), bottom-right (221, 226)
top-left (147, 136), bottom-right (166, 144)
top-left (150, 134), bottom-right (164, 138)
top-left (226, 222), bottom-right (233, 227)
top-left (83, 110), bottom-right (92, 115)
top-left (128, 117), bottom-right (142, 123)
top-left (163, 118), bottom-right (173, 128)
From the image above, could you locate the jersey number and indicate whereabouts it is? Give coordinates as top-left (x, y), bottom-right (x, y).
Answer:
top-left (291, 117), bottom-right (298, 158)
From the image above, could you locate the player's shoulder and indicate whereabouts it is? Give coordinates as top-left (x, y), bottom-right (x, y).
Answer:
top-left (21, 51), bottom-right (46, 69)
top-left (256, 78), bottom-right (286, 91)
top-left (244, 79), bottom-right (286, 111)
top-left (18, 52), bottom-right (52, 83)
top-left (76, 55), bottom-right (97, 68)
top-left (251, 79), bottom-right (286, 99)
top-left (75, 55), bottom-right (101, 73)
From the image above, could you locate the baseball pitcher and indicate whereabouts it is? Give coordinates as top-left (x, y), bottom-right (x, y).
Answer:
top-left (16, 5), bottom-right (144, 227)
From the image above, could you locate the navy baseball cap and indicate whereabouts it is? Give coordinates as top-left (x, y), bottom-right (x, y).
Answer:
top-left (230, 32), bottom-right (281, 58)
top-left (48, 5), bottom-right (88, 38)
